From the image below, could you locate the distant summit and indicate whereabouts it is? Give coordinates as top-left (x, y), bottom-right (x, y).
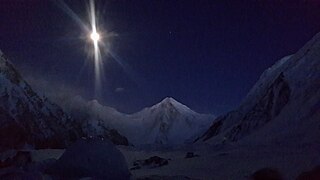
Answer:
top-left (126, 97), bottom-right (214, 145)
top-left (151, 97), bottom-right (193, 113)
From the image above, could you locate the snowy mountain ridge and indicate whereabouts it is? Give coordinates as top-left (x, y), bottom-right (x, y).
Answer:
top-left (0, 50), bottom-right (131, 150)
top-left (0, 50), bottom-right (82, 150)
top-left (197, 32), bottom-right (320, 145)
top-left (59, 95), bottom-right (214, 146)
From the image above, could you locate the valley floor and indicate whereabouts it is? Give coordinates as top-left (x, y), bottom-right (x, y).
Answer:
top-left (3, 143), bottom-right (318, 180)
top-left (119, 143), bottom-right (319, 180)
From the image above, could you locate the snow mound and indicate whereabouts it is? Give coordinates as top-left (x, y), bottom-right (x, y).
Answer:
top-left (47, 138), bottom-right (130, 179)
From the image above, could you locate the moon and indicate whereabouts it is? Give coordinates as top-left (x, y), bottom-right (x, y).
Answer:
top-left (90, 31), bottom-right (100, 42)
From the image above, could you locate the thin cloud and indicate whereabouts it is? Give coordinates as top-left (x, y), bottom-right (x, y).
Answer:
top-left (115, 87), bottom-right (125, 93)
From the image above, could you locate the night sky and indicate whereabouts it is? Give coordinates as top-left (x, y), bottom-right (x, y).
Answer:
top-left (1, 0), bottom-right (320, 115)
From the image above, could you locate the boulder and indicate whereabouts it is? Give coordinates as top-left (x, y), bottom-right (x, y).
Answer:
top-left (251, 168), bottom-right (283, 180)
top-left (184, 152), bottom-right (199, 159)
top-left (131, 156), bottom-right (169, 170)
top-left (0, 151), bottom-right (31, 168)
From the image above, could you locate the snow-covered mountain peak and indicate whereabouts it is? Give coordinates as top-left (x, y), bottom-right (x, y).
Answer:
top-left (159, 97), bottom-right (187, 107)
top-left (148, 97), bottom-right (193, 114)
top-left (122, 97), bottom-right (214, 145)
top-left (159, 97), bottom-right (179, 104)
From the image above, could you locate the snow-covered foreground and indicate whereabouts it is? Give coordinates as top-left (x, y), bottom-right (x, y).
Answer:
top-left (1, 143), bottom-right (318, 179)
top-left (119, 144), bottom-right (319, 180)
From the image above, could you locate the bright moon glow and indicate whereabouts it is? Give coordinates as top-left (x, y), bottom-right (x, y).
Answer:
top-left (57, 0), bottom-right (105, 98)
top-left (89, 0), bottom-right (102, 97)
top-left (90, 31), bottom-right (100, 42)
